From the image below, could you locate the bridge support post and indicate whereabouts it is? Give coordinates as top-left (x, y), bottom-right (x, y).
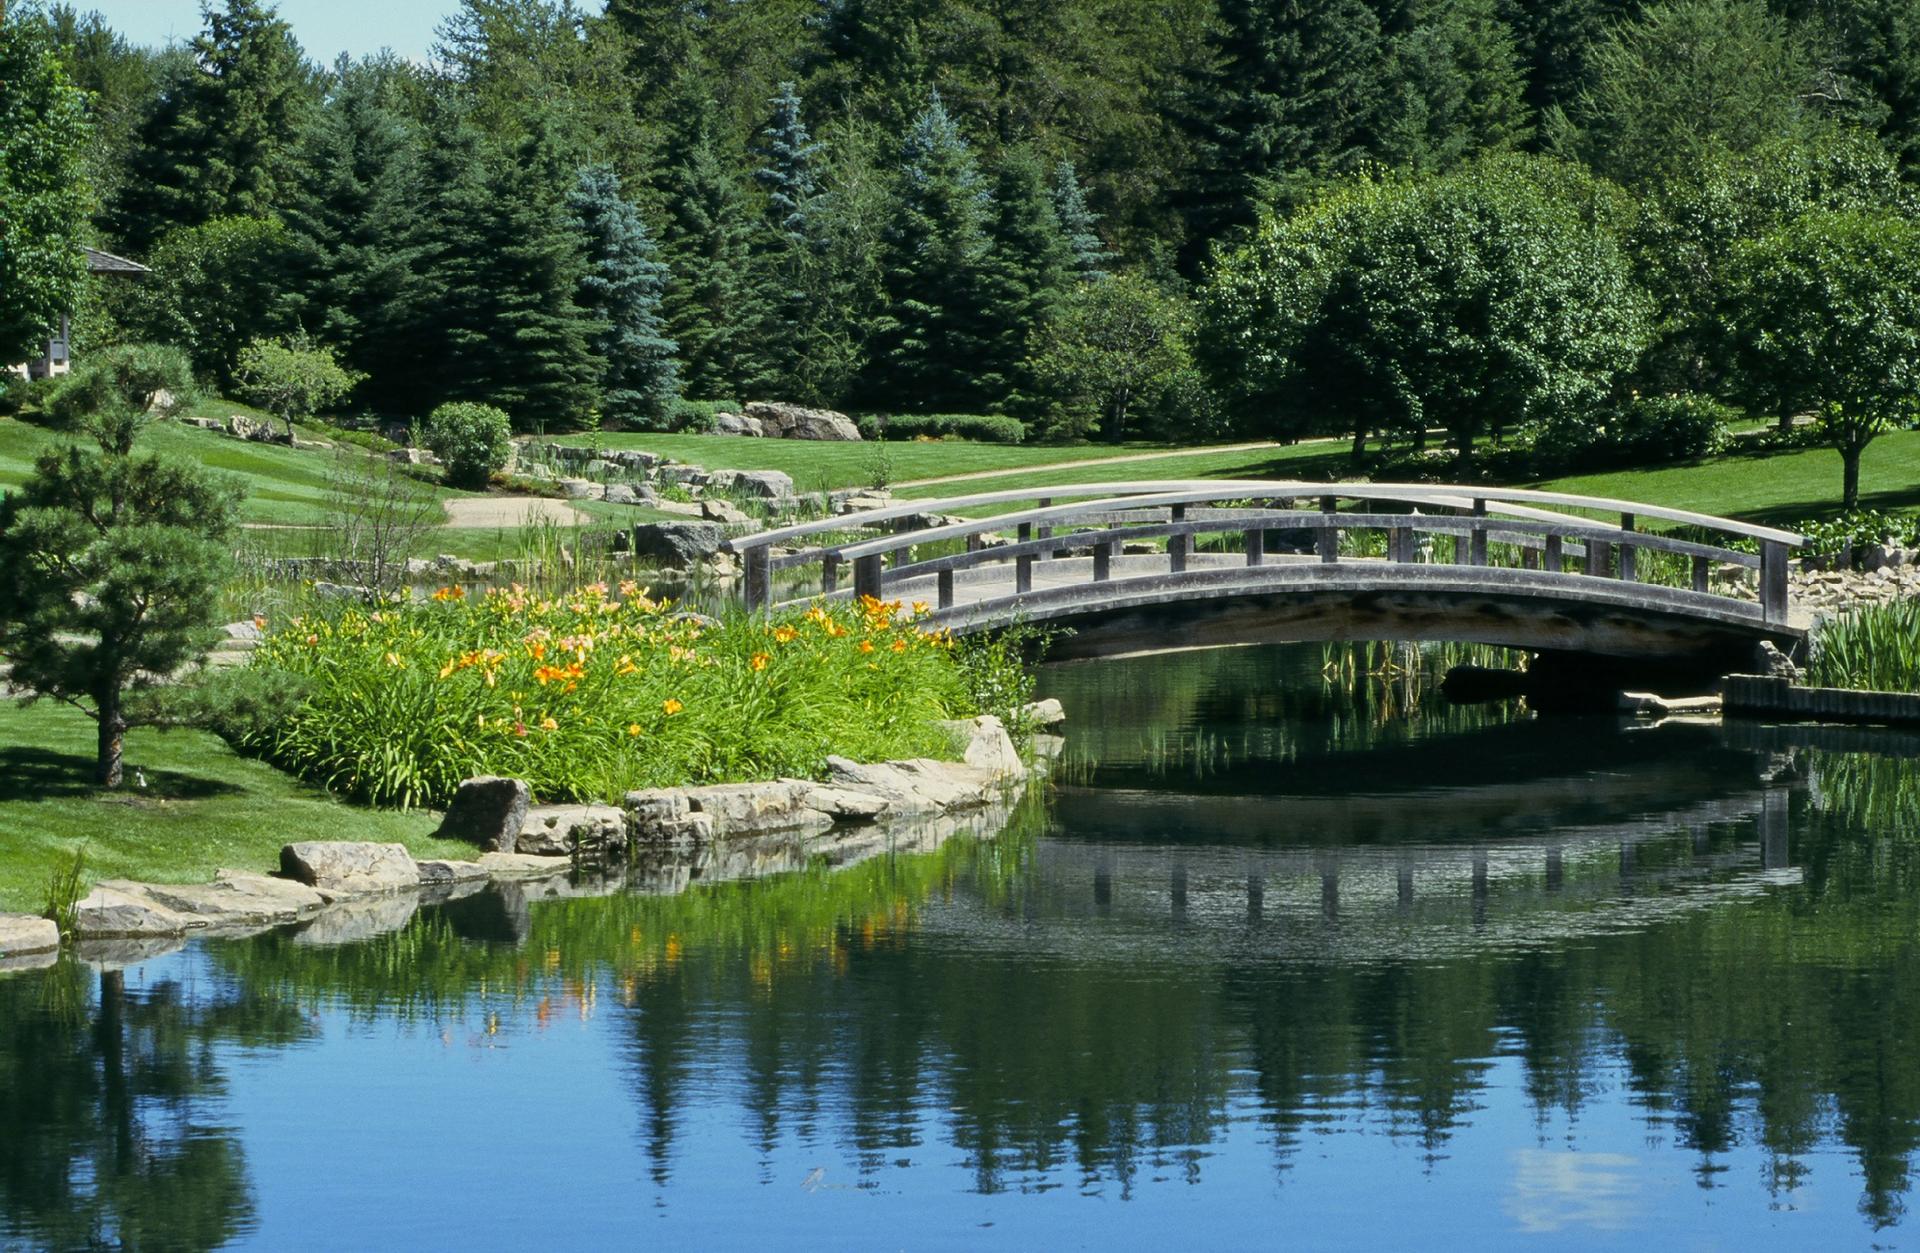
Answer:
top-left (854, 554), bottom-right (883, 601)
top-left (1093, 541), bottom-right (1112, 582)
top-left (1245, 529), bottom-right (1265, 566)
top-left (1016, 554), bottom-right (1034, 594)
top-left (1036, 498), bottom-right (1053, 560)
top-left (1317, 496), bottom-right (1339, 563)
top-left (1169, 505), bottom-right (1189, 573)
top-left (1618, 513), bottom-right (1637, 582)
top-left (937, 569), bottom-right (955, 609)
top-left (1388, 527), bottom-right (1412, 565)
top-left (1761, 541), bottom-right (1789, 624)
top-left (1544, 534), bottom-right (1563, 572)
top-left (821, 552), bottom-right (839, 596)
top-left (1691, 555), bottom-right (1710, 593)
top-left (743, 546), bottom-right (771, 612)
top-left (1469, 498), bottom-right (1488, 566)
top-left (1589, 539), bottom-right (1612, 578)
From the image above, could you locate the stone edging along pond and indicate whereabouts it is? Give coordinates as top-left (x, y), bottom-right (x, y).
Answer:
top-left (0, 707), bottom-right (1064, 971)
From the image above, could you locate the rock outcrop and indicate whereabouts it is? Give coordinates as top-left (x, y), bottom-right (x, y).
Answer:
top-left (280, 842), bottom-right (421, 894)
top-left (0, 913), bottom-right (60, 962)
top-left (743, 401), bottom-right (862, 441)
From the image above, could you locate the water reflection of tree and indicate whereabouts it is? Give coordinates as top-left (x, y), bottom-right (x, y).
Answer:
top-left (0, 961), bottom-right (311, 1251)
top-left (189, 755), bottom-right (1920, 1226)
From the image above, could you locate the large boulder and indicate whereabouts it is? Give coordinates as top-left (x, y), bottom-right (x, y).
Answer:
top-left (701, 498), bottom-right (753, 526)
top-left (516, 804), bottom-right (628, 857)
top-left (744, 401), bottom-right (862, 441)
top-left (825, 757), bottom-right (1001, 813)
top-left (714, 413), bottom-right (766, 437)
top-left (280, 842), bottom-right (421, 894)
top-left (437, 776), bottom-right (532, 853)
top-left (98, 873), bottom-right (327, 929)
top-left (709, 469), bottom-right (796, 500)
top-left (603, 482), bottom-right (658, 506)
top-left (0, 912), bottom-right (59, 957)
top-left (631, 521), bottom-right (727, 570)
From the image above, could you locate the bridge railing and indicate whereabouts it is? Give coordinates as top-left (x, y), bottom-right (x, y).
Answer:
top-left (728, 481), bottom-right (1804, 626)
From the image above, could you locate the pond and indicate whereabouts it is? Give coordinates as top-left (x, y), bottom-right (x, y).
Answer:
top-left (5, 643), bottom-right (1920, 1250)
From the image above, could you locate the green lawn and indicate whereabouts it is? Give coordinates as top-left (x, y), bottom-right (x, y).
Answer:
top-left (0, 701), bottom-right (468, 914)
top-left (1531, 429), bottom-right (1920, 528)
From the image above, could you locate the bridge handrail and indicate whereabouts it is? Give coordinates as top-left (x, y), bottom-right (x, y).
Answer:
top-left (730, 479), bottom-right (1805, 552)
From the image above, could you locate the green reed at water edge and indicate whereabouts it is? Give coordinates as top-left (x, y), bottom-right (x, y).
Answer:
top-left (1807, 599), bottom-right (1920, 692)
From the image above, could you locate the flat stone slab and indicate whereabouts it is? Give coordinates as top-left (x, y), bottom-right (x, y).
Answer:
top-left (477, 852), bottom-right (577, 879)
top-left (72, 884), bottom-right (202, 938)
top-left (281, 842), bottom-right (421, 894)
top-left (417, 859), bottom-right (491, 885)
top-left (0, 912), bottom-right (59, 957)
top-left (517, 804), bottom-right (626, 856)
top-left (104, 873), bottom-right (328, 929)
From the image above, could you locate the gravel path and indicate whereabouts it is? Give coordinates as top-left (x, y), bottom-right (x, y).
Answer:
top-left (441, 497), bottom-right (590, 528)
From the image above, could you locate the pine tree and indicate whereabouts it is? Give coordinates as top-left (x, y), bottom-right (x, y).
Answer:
top-left (1180, 0), bottom-right (1392, 269)
top-left (752, 80), bottom-right (828, 400)
top-left (108, 0), bottom-right (310, 253)
top-left (282, 55), bottom-right (426, 413)
top-left (1051, 160), bottom-right (1112, 282)
top-left (1374, 0), bottom-right (1532, 172)
top-left (979, 147), bottom-right (1077, 411)
top-left (863, 90), bottom-right (995, 412)
top-left (567, 164), bottom-right (680, 426)
top-left (656, 67), bottom-right (764, 399)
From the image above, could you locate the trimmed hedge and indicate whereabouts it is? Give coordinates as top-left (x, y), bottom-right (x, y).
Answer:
top-left (861, 412), bottom-right (1026, 444)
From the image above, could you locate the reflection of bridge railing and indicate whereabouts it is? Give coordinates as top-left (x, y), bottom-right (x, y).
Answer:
top-left (731, 482), bottom-right (1805, 636)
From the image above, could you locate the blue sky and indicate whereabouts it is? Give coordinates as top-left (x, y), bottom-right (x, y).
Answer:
top-left (80, 1), bottom-right (605, 63)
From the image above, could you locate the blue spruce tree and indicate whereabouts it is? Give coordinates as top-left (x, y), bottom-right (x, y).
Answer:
top-left (1051, 160), bottom-right (1112, 283)
top-left (568, 164), bottom-right (680, 427)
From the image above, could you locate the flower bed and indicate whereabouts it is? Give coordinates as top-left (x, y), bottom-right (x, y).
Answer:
top-left (251, 585), bottom-right (982, 808)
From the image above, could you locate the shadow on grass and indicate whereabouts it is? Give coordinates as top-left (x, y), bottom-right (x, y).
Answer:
top-left (0, 746), bottom-right (241, 803)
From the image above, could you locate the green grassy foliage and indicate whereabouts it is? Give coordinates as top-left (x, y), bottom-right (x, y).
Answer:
top-left (1807, 600), bottom-right (1920, 692)
top-left (1531, 429), bottom-right (1920, 529)
top-left (0, 701), bottom-right (466, 913)
top-left (249, 586), bottom-right (981, 808)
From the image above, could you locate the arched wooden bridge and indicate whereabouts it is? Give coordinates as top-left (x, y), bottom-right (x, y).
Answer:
top-left (729, 482), bottom-right (1806, 661)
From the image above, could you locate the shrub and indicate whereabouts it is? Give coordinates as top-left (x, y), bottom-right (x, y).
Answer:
top-left (248, 588), bottom-right (988, 807)
top-left (866, 412), bottom-right (1026, 443)
top-left (1795, 510), bottom-right (1920, 560)
top-left (0, 374), bottom-right (60, 416)
top-left (45, 342), bottom-right (195, 423)
top-left (421, 401), bottom-right (513, 489)
top-left (669, 398), bottom-right (740, 432)
top-left (1518, 393), bottom-right (1734, 473)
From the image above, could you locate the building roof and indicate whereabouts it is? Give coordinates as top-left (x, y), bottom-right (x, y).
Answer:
top-left (83, 247), bottom-right (150, 274)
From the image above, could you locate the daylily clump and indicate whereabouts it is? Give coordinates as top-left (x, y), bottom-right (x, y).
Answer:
top-left (250, 584), bottom-right (972, 808)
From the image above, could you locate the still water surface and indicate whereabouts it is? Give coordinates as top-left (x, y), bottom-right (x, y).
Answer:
top-left (5, 644), bottom-right (1920, 1250)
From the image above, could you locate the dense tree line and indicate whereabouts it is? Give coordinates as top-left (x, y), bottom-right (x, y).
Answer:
top-left (9, 0), bottom-right (1920, 473)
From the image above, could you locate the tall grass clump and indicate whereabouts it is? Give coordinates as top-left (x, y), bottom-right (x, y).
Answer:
top-left (1806, 599), bottom-right (1920, 692)
top-left (247, 585), bottom-right (991, 807)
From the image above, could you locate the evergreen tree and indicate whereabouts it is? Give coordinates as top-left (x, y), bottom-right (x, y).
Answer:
top-left (1564, 0), bottom-right (1816, 187)
top-left (1180, 0), bottom-right (1391, 269)
top-left (282, 55), bottom-right (427, 412)
top-left (1051, 160), bottom-right (1112, 282)
top-left (863, 90), bottom-right (995, 412)
top-left (656, 68), bottom-right (765, 399)
top-left (1495, 0), bottom-right (1636, 120)
top-left (979, 147), bottom-right (1077, 411)
top-left (567, 164), bottom-right (680, 426)
top-left (752, 80), bottom-right (829, 400)
top-left (408, 109), bottom-right (603, 425)
top-left (108, 0), bottom-right (310, 254)
top-left (1374, 0), bottom-right (1532, 172)
top-left (0, 11), bottom-right (91, 368)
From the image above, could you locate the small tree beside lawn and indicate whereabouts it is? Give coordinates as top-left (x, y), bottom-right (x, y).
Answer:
top-left (234, 334), bottom-right (361, 440)
top-left (0, 411), bottom-right (241, 786)
top-left (1723, 209), bottom-right (1920, 511)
